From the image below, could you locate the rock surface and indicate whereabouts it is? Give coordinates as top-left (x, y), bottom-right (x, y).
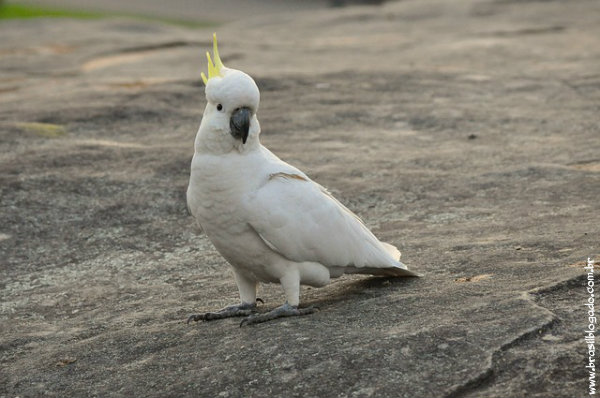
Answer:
top-left (1, 1), bottom-right (599, 397)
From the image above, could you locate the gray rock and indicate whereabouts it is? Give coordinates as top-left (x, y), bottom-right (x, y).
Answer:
top-left (1, 1), bottom-right (598, 397)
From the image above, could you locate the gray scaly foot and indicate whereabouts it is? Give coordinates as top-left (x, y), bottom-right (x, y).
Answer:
top-left (187, 301), bottom-right (259, 323)
top-left (240, 302), bottom-right (317, 327)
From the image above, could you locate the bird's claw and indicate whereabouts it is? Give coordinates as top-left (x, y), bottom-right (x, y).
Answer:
top-left (187, 314), bottom-right (205, 324)
top-left (240, 303), bottom-right (318, 327)
top-left (187, 302), bottom-right (257, 324)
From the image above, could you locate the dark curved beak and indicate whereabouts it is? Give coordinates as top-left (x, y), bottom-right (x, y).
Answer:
top-left (230, 107), bottom-right (252, 144)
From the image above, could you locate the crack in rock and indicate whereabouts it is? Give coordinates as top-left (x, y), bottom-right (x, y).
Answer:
top-left (443, 274), bottom-right (585, 398)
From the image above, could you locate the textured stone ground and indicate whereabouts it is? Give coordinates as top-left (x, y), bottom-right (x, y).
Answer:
top-left (1, 1), bottom-right (598, 397)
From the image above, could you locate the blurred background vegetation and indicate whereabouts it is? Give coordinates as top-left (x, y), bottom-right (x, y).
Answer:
top-left (0, 2), bottom-right (102, 19)
top-left (0, 0), bottom-right (218, 27)
top-left (0, 0), bottom-right (385, 25)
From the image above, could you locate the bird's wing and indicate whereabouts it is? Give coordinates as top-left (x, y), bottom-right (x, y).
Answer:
top-left (244, 172), bottom-right (412, 273)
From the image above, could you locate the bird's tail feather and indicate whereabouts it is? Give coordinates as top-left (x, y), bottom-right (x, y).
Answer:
top-left (332, 242), bottom-right (422, 277)
top-left (379, 242), bottom-right (422, 276)
top-left (381, 242), bottom-right (401, 260)
top-left (345, 263), bottom-right (422, 277)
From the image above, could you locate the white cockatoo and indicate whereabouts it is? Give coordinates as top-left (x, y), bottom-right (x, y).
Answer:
top-left (187, 34), bottom-right (419, 326)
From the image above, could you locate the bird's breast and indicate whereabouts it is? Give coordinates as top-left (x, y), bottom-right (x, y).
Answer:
top-left (187, 152), bottom-right (271, 262)
top-left (188, 155), bottom-right (246, 226)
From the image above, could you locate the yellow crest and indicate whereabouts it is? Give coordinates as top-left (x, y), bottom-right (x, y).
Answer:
top-left (201, 33), bottom-right (225, 85)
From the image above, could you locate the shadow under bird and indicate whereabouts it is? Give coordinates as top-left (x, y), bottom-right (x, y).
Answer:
top-left (186, 34), bottom-right (420, 326)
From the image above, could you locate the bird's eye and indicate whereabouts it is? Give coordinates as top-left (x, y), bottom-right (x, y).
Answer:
top-left (216, 104), bottom-right (223, 111)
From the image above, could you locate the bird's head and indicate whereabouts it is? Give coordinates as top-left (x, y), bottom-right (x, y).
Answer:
top-left (197, 34), bottom-right (261, 153)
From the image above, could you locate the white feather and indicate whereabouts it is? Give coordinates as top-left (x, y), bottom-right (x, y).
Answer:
top-left (243, 168), bottom-right (417, 276)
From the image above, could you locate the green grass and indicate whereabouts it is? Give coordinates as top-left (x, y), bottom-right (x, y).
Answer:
top-left (0, 2), bottom-right (217, 28)
top-left (0, 3), bottom-right (102, 19)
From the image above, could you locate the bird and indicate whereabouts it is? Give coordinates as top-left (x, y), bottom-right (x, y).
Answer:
top-left (186, 34), bottom-right (420, 326)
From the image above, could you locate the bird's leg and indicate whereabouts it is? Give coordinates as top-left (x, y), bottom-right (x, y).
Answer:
top-left (239, 269), bottom-right (317, 326)
top-left (240, 301), bottom-right (317, 326)
top-left (187, 301), bottom-right (258, 323)
top-left (187, 269), bottom-right (260, 324)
